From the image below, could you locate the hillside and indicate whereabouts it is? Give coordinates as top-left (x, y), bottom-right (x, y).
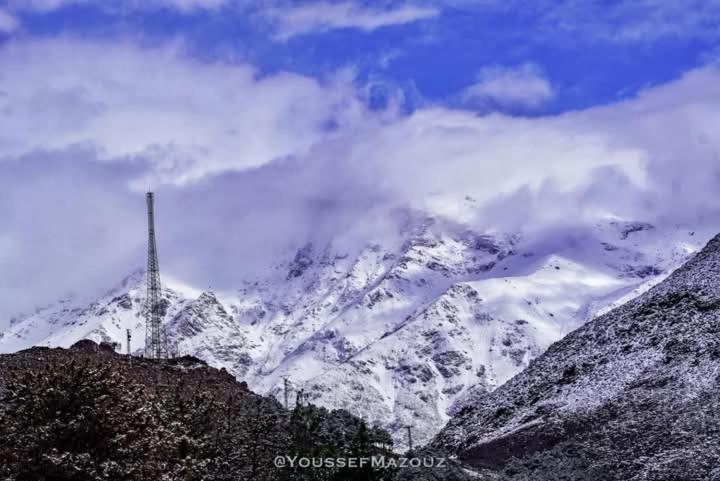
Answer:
top-left (425, 233), bottom-right (720, 480)
top-left (0, 341), bottom-right (394, 481)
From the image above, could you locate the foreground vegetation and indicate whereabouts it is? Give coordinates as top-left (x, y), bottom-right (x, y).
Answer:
top-left (0, 342), bottom-right (396, 481)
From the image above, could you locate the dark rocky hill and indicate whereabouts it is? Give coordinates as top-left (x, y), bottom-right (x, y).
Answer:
top-left (0, 341), bottom-right (395, 481)
top-left (421, 234), bottom-right (720, 480)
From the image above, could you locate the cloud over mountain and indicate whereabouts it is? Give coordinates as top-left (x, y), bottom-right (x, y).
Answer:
top-left (1, 37), bottom-right (720, 324)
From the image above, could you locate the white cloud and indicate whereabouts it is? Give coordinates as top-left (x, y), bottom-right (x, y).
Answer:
top-left (463, 63), bottom-right (554, 109)
top-left (452, 0), bottom-right (720, 43)
top-left (0, 38), bottom-right (367, 186)
top-left (6, 0), bottom-right (440, 30)
top-left (7, 0), bottom-right (229, 13)
top-left (2, 37), bottom-right (720, 322)
top-left (152, 0), bottom-right (227, 10)
top-left (0, 9), bottom-right (20, 33)
top-left (7, 0), bottom-right (87, 12)
top-left (266, 2), bottom-right (439, 40)
top-left (557, 0), bottom-right (720, 42)
top-left (5, 0), bottom-right (720, 45)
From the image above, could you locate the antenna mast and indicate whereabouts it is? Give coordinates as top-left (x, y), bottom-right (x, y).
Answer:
top-left (145, 192), bottom-right (164, 359)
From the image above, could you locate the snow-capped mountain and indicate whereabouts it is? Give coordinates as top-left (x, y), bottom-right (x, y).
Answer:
top-left (429, 232), bottom-right (720, 480)
top-left (0, 211), bottom-right (708, 447)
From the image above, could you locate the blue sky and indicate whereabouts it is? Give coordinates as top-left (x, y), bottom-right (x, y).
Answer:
top-left (2, 0), bottom-right (720, 320)
top-left (3, 0), bottom-right (719, 115)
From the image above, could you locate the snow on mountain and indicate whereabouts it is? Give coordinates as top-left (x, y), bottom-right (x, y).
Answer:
top-left (0, 211), bottom-right (709, 448)
top-left (0, 270), bottom-right (202, 355)
top-left (428, 231), bottom-right (720, 480)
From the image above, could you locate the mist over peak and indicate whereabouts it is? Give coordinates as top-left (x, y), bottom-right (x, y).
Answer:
top-left (1, 38), bottom-right (720, 325)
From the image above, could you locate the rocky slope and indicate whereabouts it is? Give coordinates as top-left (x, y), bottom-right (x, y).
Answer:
top-left (429, 233), bottom-right (720, 480)
top-left (0, 211), bottom-right (707, 447)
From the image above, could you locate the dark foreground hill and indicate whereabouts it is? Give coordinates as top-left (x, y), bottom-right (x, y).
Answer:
top-left (0, 341), bottom-right (395, 481)
top-left (412, 234), bottom-right (720, 480)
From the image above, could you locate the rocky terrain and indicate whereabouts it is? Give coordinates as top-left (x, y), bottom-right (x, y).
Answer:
top-left (425, 232), bottom-right (720, 480)
top-left (0, 341), bottom-right (394, 481)
top-left (0, 210), bottom-right (707, 447)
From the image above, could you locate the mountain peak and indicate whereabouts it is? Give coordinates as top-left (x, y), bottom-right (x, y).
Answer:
top-left (0, 221), bottom-right (710, 451)
top-left (118, 268), bottom-right (146, 290)
top-left (647, 231), bottom-right (720, 299)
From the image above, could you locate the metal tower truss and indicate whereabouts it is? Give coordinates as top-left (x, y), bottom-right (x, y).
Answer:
top-left (145, 192), bottom-right (165, 359)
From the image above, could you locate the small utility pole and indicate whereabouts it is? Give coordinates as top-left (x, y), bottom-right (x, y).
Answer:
top-left (406, 426), bottom-right (414, 453)
top-left (283, 378), bottom-right (290, 410)
top-left (126, 329), bottom-right (132, 366)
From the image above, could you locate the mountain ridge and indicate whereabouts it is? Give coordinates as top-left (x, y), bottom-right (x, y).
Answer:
top-left (0, 215), bottom-right (708, 448)
top-left (428, 232), bottom-right (720, 480)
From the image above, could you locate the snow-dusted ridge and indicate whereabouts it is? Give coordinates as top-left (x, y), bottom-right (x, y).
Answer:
top-left (429, 230), bottom-right (720, 480)
top-left (0, 214), bottom-right (709, 447)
